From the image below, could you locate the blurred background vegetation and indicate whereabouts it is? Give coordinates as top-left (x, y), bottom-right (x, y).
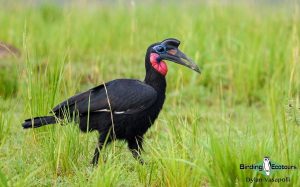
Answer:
top-left (0, 0), bottom-right (299, 186)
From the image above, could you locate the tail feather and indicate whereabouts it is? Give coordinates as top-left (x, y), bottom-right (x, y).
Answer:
top-left (22, 116), bottom-right (57, 129)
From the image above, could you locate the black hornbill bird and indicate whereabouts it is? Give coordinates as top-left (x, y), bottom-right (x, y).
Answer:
top-left (22, 38), bottom-right (201, 165)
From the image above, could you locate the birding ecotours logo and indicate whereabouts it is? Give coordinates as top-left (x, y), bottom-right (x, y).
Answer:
top-left (240, 156), bottom-right (297, 176)
top-left (263, 157), bottom-right (271, 176)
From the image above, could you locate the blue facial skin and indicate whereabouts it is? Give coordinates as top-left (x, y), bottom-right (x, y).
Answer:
top-left (153, 45), bottom-right (167, 54)
top-left (153, 45), bottom-right (167, 62)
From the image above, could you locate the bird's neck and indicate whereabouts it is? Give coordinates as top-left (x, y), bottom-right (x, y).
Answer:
top-left (144, 68), bottom-right (166, 94)
top-left (144, 52), bottom-right (167, 93)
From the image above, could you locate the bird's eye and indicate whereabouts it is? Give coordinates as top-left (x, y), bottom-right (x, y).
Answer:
top-left (153, 45), bottom-right (166, 54)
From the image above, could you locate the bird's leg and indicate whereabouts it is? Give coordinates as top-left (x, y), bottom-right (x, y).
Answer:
top-left (92, 133), bottom-right (110, 166)
top-left (127, 136), bottom-right (144, 164)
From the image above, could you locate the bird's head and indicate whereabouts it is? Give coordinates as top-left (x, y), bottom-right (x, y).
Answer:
top-left (264, 157), bottom-right (270, 162)
top-left (146, 38), bottom-right (201, 76)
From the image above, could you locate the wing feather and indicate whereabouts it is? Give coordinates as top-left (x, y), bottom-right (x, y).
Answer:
top-left (52, 79), bottom-right (157, 115)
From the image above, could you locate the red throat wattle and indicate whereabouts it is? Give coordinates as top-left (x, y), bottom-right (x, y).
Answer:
top-left (150, 53), bottom-right (168, 76)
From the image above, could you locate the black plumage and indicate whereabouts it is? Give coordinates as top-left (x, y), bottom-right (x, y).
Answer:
top-left (22, 38), bottom-right (200, 165)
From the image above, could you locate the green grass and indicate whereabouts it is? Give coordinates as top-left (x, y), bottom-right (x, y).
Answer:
top-left (0, 1), bottom-right (299, 186)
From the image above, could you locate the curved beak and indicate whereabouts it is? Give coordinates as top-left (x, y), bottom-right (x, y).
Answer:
top-left (160, 49), bottom-right (201, 74)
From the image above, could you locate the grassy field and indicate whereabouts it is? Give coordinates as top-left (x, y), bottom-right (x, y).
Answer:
top-left (0, 1), bottom-right (299, 186)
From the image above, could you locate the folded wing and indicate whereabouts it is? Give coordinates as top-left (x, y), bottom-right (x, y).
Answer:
top-left (52, 79), bottom-right (157, 115)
